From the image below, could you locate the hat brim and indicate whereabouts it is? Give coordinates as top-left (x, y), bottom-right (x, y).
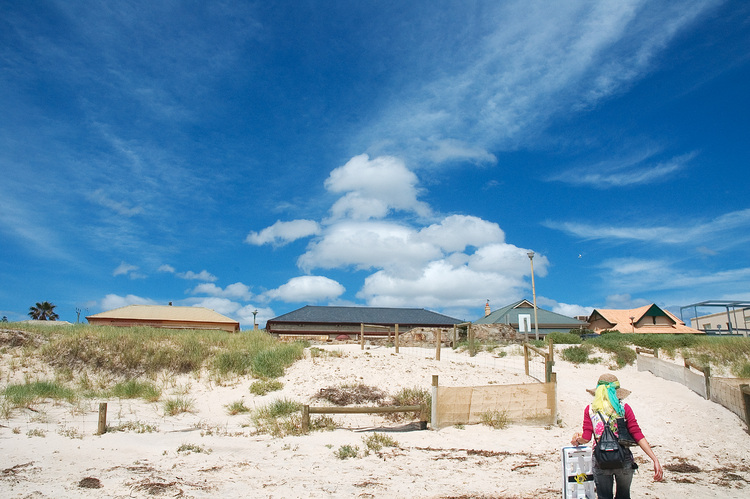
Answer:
top-left (586, 387), bottom-right (631, 399)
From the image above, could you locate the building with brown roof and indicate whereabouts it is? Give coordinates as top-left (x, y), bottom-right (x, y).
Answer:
top-left (588, 304), bottom-right (702, 334)
top-left (86, 305), bottom-right (240, 332)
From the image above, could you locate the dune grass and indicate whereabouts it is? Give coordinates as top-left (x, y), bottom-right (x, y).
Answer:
top-left (2, 380), bottom-right (76, 407)
top-left (553, 331), bottom-right (750, 374)
top-left (0, 324), bottom-right (309, 419)
top-left (2, 323), bottom-right (305, 379)
top-left (109, 379), bottom-right (161, 402)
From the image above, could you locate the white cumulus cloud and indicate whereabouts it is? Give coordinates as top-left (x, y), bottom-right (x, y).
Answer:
top-left (100, 293), bottom-right (156, 311)
top-left (176, 269), bottom-right (217, 282)
top-left (191, 282), bottom-right (252, 301)
top-left (325, 154), bottom-right (431, 220)
top-left (246, 219), bottom-right (321, 246)
top-left (265, 276), bottom-right (345, 303)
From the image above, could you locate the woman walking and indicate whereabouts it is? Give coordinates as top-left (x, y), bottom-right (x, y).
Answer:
top-left (570, 374), bottom-right (663, 499)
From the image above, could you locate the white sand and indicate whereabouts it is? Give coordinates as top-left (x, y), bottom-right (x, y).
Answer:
top-left (1, 343), bottom-right (749, 498)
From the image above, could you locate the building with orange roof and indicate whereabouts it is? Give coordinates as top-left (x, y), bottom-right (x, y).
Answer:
top-left (588, 303), bottom-right (703, 334)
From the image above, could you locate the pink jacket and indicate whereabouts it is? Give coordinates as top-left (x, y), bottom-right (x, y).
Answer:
top-left (581, 403), bottom-right (645, 444)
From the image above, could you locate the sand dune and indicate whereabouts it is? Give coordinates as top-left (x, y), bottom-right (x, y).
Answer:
top-left (1, 343), bottom-right (748, 498)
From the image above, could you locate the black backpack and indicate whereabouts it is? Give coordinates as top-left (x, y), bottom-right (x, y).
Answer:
top-left (592, 411), bottom-right (630, 469)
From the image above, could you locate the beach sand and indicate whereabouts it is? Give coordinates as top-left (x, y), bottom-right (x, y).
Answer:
top-left (1, 343), bottom-right (748, 498)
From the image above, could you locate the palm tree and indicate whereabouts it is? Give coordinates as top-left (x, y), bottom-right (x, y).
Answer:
top-left (28, 301), bottom-right (59, 321)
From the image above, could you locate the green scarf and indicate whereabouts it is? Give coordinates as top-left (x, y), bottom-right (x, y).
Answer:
top-left (591, 381), bottom-right (625, 417)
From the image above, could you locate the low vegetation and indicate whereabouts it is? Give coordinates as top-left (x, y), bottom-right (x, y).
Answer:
top-left (479, 409), bottom-right (510, 429)
top-left (225, 399), bottom-right (251, 415)
top-left (250, 397), bottom-right (336, 437)
top-left (548, 330), bottom-right (750, 375)
top-left (0, 323), bottom-right (302, 378)
top-left (561, 344), bottom-right (595, 364)
top-left (313, 383), bottom-right (387, 405)
top-left (0, 324), bottom-right (308, 419)
top-left (249, 379), bottom-right (284, 396)
top-left (2, 380), bottom-right (76, 408)
top-left (164, 396), bottom-right (195, 416)
top-left (109, 379), bottom-right (161, 402)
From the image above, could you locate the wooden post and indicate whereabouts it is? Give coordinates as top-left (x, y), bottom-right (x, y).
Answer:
top-left (435, 329), bottom-right (441, 361)
top-left (524, 344), bottom-right (530, 377)
top-left (549, 372), bottom-right (558, 425)
top-left (97, 402), bottom-right (107, 435)
top-left (703, 365), bottom-right (711, 401)
top-left (548, 335), bottom-right (554, 363)
top-left (302, 404), bottom-right (310, 432)
top-left (395, 324), bottom-right (399, 353)
top-left (468, 323), bottom-right (475, 357)
top-left (360, 323), bottom-right (365, 350)
top-left (431, 375), bottom-right (439, 430)
top-left (740, 384), bottom-right (750, 429)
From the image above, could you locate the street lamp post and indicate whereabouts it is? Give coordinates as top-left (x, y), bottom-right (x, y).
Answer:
top-left (527, 251), bottom-right (540, 341)
top-left (252, 310), bottom-right (258, 330)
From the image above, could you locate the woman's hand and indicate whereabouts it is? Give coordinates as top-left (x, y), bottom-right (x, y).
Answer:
top-left (570, 433), bottom-right (581, 446)
top-left (653, 459), bottom-right (663, 481)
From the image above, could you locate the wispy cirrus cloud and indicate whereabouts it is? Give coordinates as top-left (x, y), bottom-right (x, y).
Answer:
top-left (550, 151), bottom-right (697, 189)
top-left (359, 1), bottom-right (717, 164)
top-left (598, 257), bottom-right (750, 294)
top-left (546, 208), bottom-right (750, 247)
top-left (549, 152), bottom-right (697, 188)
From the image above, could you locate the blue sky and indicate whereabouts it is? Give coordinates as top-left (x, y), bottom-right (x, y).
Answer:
top-left (2, 0), bottom-right (749, 328)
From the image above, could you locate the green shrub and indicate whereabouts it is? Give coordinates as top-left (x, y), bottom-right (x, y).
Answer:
top-left (586, 333), bottom-right (636, 368)
top-left (561, 345), bottom-right (592, 364)
top-left (548, 331), bottom-right (582, 344)
top-left (335, 444), bottom-right (360, 459)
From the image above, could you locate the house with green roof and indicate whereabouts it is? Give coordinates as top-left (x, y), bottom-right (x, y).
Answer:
top-left (474, 299), bottom-right (587, 337)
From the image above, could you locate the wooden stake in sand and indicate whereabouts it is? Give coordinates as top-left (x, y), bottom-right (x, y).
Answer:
top-left (97, 403), bottom-right (107, 435)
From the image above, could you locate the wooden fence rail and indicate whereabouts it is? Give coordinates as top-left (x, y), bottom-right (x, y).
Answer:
top-left (635, 346), bottom-right (658, 357)
top-left (301, 404), bottom-right (428, 432)
top-left (523, 340), bottom-right (554, 383)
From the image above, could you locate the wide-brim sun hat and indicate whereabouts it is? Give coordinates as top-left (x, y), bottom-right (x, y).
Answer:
top-left (586, 373), bottom-right (631, 399)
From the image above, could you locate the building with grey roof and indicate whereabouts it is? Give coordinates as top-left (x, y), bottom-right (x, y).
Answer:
top-left (266, 305), bottom-right (463, 339)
